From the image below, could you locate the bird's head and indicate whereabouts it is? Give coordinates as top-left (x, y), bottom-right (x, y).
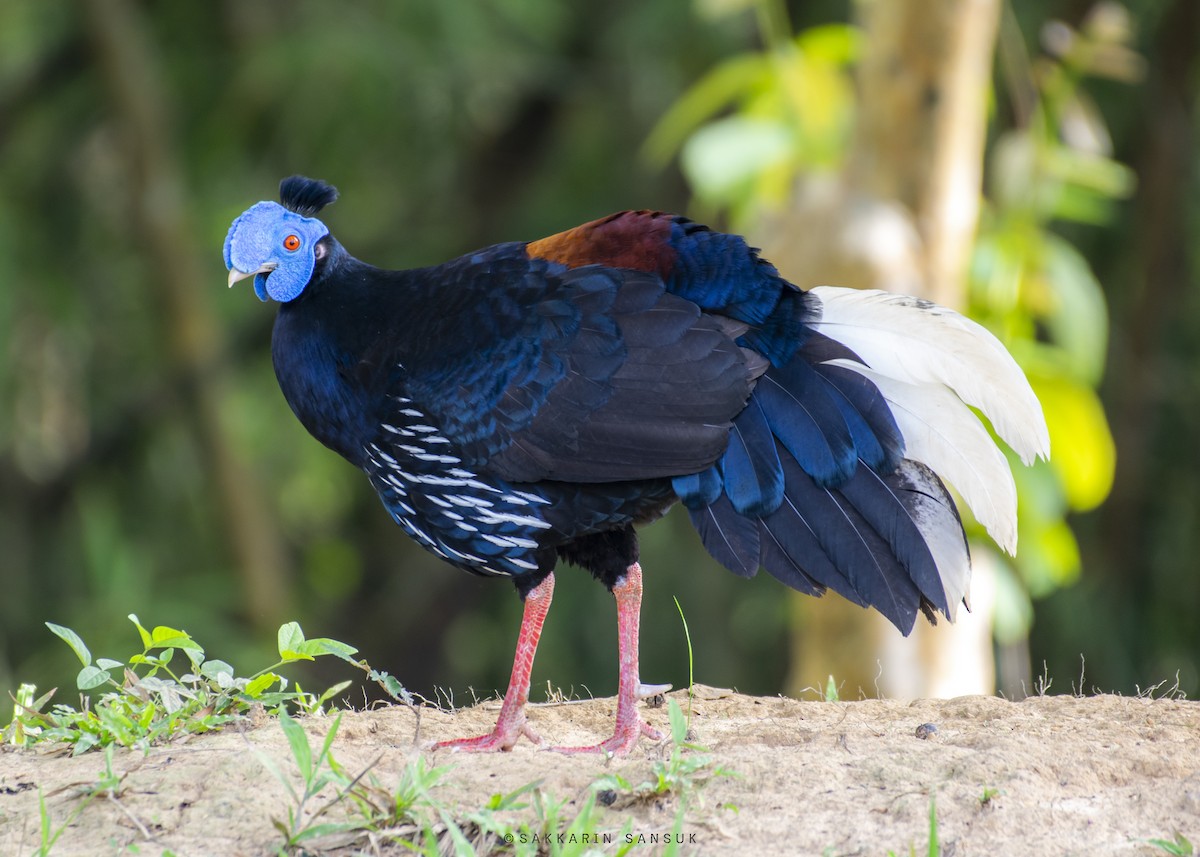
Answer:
top-left (224, 176), bottom-right (339, 302)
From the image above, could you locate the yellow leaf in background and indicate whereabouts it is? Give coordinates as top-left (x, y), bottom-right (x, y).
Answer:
top-left (1034, 375), bottom-right (1115, 511)
top-left (1030, 518), bottom-right (1083, 594)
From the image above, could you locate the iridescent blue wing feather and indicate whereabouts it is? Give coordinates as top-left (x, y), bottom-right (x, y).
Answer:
top-left (384, 252), bottom-right (762, 483)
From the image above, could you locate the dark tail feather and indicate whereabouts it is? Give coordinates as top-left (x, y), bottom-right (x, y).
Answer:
top-left (774, 452), bottom-right (922, 631)
top-left (687, 493), bottom-right (759, 578)
top-left (756, 519), bottom-right (826, 596)
top-left (722, 399), bottom-right (784, 517)
top-left (672, 336), bottom-right (900, 510)
top-left (680, 337), bottom-right (969, 634)
top-left (755, 362), bottom-right (856, 487)
top-left (838, 464), bottom-right (949, 617)
top-left (758, 493), bottom-right (861, 603)
top-left (673, 464), bottom-right (721, 509)
top-left (688, 448), bottom-right (953, 634)
top-left (814, 362), bottom-right (905, 474)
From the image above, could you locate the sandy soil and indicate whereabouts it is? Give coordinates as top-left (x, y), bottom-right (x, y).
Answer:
top-left (1, 687), bottom-right (1197, 856)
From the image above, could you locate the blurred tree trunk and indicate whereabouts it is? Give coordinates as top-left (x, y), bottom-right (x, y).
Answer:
top-left (759, 0), bottom-right (1002, 698)
top-left (82, 0), bottom-right (293, 630)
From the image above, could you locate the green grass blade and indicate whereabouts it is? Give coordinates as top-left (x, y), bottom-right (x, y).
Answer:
top-left (928, 796), bottom-right (939, 857)
top-left (278, 710), bottom-right (313, 782)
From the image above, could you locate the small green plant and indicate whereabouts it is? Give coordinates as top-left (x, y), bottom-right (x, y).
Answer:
top-left (34, 786), bottom-right (82, 857)
top-left (926, 797), bottom-right (940, 857)
top-left (257, 710), bottom-right (374, 851)
top-left (365, 754), bottom-right (456, 832)
top-left (597, 699), bottom-right (734, 807)
top-left (343, 757), bottom-right (461, 853)
top-left (32, 746), bottom-right (125, 856)
top-left (979, 786), bottom-right (1000, 807)
top-left (887, 796), bottom-right (940, 857)
top-left (259, 714), bottom-right (636, 855)
top-left (6, 683), bottom-right (46, 746)
top-left (504, 787), bottom-right (632, 857)
top-left (377, 764), bottom-right (534, 854)
top-left (34, 789), bottom-right (65, 856)
top-left (824, 674), bottom-right (840, 702)
top-left (1148, 833), bottom-right (1194, 856)
top-left (3, 616), bottom-right (358, 754)
top-left (672, 595), bottom-right (695, 721)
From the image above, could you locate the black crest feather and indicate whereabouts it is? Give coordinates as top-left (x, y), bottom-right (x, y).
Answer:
top-left (279, 175), bottom-right (339, 217)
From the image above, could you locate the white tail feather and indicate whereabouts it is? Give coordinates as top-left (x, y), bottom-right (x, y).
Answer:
top-left (810, 287), bottom-right (1050, 464)
top-left (811, 286), bottom-right (1049, 556)
top-left (826, 359), bottom-right (1019, 553)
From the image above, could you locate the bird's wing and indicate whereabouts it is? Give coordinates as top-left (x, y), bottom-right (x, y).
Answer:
top-left (392, 260), bottom-right (765, 483)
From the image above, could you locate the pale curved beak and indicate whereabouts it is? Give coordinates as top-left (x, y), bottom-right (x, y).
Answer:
top-left (227, 262), bottom-right (276, 288)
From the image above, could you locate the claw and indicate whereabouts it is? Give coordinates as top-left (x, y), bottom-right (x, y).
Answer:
top-left (638, 682), bottom-right (672, 698)
top-left (550, 716), bottom-right (661, 756)
top-left (434, 719), bottom-right (543, 753)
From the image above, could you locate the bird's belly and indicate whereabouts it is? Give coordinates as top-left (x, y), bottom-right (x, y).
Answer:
top-left (536, 478), bottom-right (679, 534)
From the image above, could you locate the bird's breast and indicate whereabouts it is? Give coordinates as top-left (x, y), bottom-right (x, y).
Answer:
top-left (271, 314), bottom-right (377, 464)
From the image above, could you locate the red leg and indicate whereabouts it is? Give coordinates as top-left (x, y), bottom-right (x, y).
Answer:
top-left (553, 562), bottom-right (666, 755)
top-left (434, 573), bottom-right (554, 752)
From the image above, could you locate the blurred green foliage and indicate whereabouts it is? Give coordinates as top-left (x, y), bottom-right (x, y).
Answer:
top-left (1, 0), bottom-right (1198, 714)
top-left (645, 11), bottom-right (858, 220)
top-left (971, 6), bottom-right (1134, 641)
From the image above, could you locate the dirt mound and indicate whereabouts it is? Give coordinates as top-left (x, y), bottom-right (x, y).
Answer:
top-left (2, 688), bottom-right (1197, 855)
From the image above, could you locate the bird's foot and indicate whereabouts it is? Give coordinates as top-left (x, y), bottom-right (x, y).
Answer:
top-left (551, 717), bottom-right (662, 756)
top-left (432, 718), bottom-right (542, 753)
top-left (550, 683), bottom-right (669, 756)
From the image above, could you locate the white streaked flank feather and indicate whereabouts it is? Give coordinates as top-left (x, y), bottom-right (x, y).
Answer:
top-left (810, 287), bottom-right (1050, 464)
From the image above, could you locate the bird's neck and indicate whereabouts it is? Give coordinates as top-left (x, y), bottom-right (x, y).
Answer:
top-left (268, 239), bottom-right (532, 462)
top-left (269, 245), bottom-right (423, 464)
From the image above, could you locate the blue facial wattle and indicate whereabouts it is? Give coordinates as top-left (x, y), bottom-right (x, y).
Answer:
top-left (223, 201), bottom-right (330, 303)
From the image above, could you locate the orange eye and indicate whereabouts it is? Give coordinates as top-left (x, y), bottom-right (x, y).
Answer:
top-left (283, 234), bottom-right (301, 251)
